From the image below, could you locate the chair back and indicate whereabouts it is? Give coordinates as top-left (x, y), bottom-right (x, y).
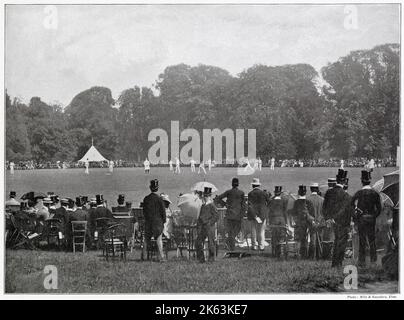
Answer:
top-left (72, 221), bottom-right (87, 234)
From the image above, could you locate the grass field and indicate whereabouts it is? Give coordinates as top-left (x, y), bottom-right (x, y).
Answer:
top-left (5, 166), bottom-right (398, 294)
top-left (5, 249), bottom-right (397, 294)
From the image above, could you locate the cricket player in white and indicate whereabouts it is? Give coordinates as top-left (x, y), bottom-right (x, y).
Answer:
top-left (198, 161), bottom-right (207, 174)
top-left (190, 158), bottom-right (196, 172)
top-left (85, 160), bottom-right (89, 174)
top-left (144, 158), bottom-right (150, 173)
top-left (270, 157), bottom-right (275, 170)
top-left (175, 157), bottom-right (181, 174)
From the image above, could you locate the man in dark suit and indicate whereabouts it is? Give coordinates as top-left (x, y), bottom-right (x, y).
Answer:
top-left (351, 170), bottom-right (382, 266)
top-left (143, 179), bottom-right (166, 261)
top-left (323, 169), bottom-right (352, 267)
top-left (216, 177), bottom-right (246, 251)
top-left (307, 183), bottom-right (324, 259)
top-left (291, 185), bottom-right (315, 259)
top-left (195, 187), bottom-right (219, 262)
top-left (53, 198), bottom-right (70, 249)
top-left (248, 178), bottom-right (270, 251)
top-left (268, 186), bottom-right (288, 257)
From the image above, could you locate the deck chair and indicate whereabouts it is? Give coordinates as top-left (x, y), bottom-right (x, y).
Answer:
top-left (9, 214), bottom-right (41, 250)
top-left (71, 221), bottom-right (87, 253)
top-left (103, 223), bottom-right (128, 261)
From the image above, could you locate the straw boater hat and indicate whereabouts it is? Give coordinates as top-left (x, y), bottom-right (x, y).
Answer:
top-left (251, 178), bottom-right (261, 186)
top-left (160, 193), bottom-right (172, 204)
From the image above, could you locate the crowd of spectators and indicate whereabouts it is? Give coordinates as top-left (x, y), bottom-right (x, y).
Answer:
top-left (6, 157), bottom-right (397, 170)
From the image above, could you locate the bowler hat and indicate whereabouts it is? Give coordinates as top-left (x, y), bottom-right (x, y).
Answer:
top-left (10, 191), bottom-right (16, 198)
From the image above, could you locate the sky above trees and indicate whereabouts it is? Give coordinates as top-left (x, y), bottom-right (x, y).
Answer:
top-left (5, 4), bottom-right (400, 106)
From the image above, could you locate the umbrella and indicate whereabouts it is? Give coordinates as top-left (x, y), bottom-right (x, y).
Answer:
top-left (21, 191), bottom-right (47, 201)
top-left (191, 181), bottom-right (218, 193)
top-left (373, 170), bottom-right (399, 208)
top-left (176, 193), bottom-right (203, 226)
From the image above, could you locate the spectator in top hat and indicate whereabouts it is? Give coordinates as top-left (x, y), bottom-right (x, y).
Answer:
top-left (307, 183), bottom-right (325, 259)
top-left (142, 179), bottom-right (167, 261)
top-left (216, 177), bottom-right (246, 251)
top-left (247, 178), bottom-right (270, 251)
top-left (93, 194), bottom-right (114, 220)
top-left (351, 170), bottom-right (382, 267)
top-left (291, 185), bottom-right (315, 259)
top-left (5, 191), bottom-right (20, 212)
top-left (112, 194), bottom-right (128, 213)
top-left (323, 169), bottom-right (352, 267)
top-left (195, 187), bottom-right (219, 262)
top-left (268, 186), bottom-right (288, 257)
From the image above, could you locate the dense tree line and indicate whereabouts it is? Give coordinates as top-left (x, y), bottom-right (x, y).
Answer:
top-left (6, 43), bottom-right (399, 163)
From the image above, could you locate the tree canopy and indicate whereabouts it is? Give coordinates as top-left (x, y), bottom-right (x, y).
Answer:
top-left (5, 43), bottom-right (400, 163)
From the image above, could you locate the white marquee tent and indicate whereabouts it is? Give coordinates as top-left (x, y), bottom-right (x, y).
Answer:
top-left (78, 142), bottom-right (109, 163)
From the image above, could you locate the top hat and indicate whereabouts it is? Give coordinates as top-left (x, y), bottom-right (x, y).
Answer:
top-left (117, 194), bottom-right (125, 204)
top-left (298, 185), bottom-right (307, 196)
top-left (203, 187), bottom-right (212, 196)
top-left (47, 192), bottom-right (54, 196)
top-left (125, 201), bottom-right (132, 209)
top-left (232, 177), bottom-right (239, 187)
top-left (361, 170), bottom-right (371, 182)
top-left (10, 191), bottom-right (16, 198)
top-left (81, 196), bottom-right (88, 204)
top-left (274, 186), bottom-right (282, 195)
top-left (96, 194), bottom-right (104, 205)
top-left (336, 169), bottom-right (348, 183)
top-left (251, 178), bottom-right (261, 186)
top-left (76, 197), bottom-right (83, 207)
top-left (20, 201), bottom-right (28, 210)
top-left (160, 193), bottom-right (172, 204)
top-left (150, 179), bottom-right (159, 192)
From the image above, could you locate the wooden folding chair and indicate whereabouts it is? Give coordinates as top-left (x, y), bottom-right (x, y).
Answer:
top-left (71, 221), bottom-right (87, 253)
top-left (10, 214), bottom-right (41, 250)
top-left (103, 223), bottom-right (128, 261)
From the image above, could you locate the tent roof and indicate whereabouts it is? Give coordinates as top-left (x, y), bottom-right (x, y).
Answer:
top-left (78, 145), bottom-right (108, 162)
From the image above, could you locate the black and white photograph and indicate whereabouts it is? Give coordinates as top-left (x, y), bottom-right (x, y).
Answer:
top-left (1, 1), bottom-right (402, 298)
